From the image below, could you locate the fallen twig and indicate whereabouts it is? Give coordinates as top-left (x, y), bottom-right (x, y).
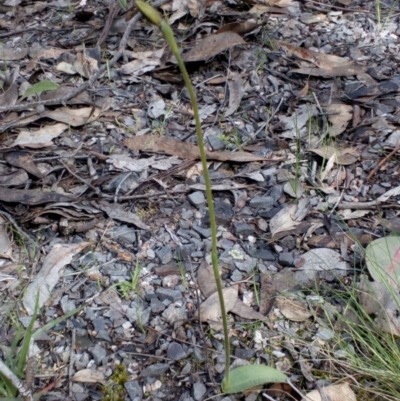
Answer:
top-left (367, 143), bottom-right (400, 181)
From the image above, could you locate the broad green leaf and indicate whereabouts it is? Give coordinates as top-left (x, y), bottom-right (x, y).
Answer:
top-left (23, 80), bottom-right (59, 98)
top-left (365, 235), bottom-right (400, 289)
top-left (221, 365), bottom-right (287, 394)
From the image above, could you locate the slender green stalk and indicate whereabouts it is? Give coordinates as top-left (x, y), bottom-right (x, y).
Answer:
top-left (160, 20), bottom-right (231, 386)
top-left (135, 2), bottom-right (231, 386)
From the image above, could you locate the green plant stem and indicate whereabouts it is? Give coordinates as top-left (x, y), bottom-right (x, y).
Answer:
top-left (160, 20), bottom-right (231, 386)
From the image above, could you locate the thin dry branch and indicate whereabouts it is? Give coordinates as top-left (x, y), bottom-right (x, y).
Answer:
top-left (0, 359), bottom-right (33, 401)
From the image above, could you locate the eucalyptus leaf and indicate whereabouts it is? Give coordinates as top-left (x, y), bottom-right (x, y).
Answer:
top-left (23, 80), bottom-right (59, 98)
top-left (221, 365), bottom-right (288, 394)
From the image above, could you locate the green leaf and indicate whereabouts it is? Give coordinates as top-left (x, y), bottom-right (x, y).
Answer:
top-left (23, 80), bottom-right (59, 98)
top-left (221, 365), bottom-right (287, 394)
top-left (365, 235), bottom-right (400, 288)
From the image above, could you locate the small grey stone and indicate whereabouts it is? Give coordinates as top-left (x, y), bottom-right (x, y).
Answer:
top-left (162, 304), bottom-right (187, 328)
top-left (112, 225), bottom-right (136, 244)
top-left (74, 352), bottom-right (90, 370)
top-left (267, 185), bottom-right (283, 202)
top-left (234, 222), bottom-right (254, 236)
top-left (193, 347), bottom-right (206, 362)
top-left (151, 297), bottom-right (166, 313)
top-left (192, 224), bottom-right (212, 238)
top-left (156, 288), bottom-right (182, 302)
top-left (96, 330), bottom-right (111, 342)
top-left (180, 219), bottom-right (191, 229)
top-left (89, 343), bottom-right (107, 365)
top-left (252, 248), bottom-right (276, 261)
top-left (193, 382), bottom-right (207, 401)
top-left (259, 206), bottom-right (282, 219)
top-left (188, 191), bottom-right (206, 208)
top-left (234, 348), bottom-right (256, 359)
top-left (245, 392), bottom-right (258, 401)
top-left (156, 246), bottom-right (173, 264)
top-left (249, 196), bottom-right (274, 210)
top-left (207, 135), bottom-right (226, 151)
top-left (167, 342), bottom-right (186, 360)
top-left (278, 251), bottom-right (294, 267)
top-left (92, 318), bottom-right (106, 332)
top-left (234, 257), bottom-right (254, 273)
top-left (203, 200), bottom-right (234, 227)
top-left (125, 380), bottom-right (143, 401)
top-left (371, 184), bottom-right (386, 195)
top-left (231, 269), bottom-right (243, 282)
top-left (181, 362), bottom-right (191, 375)
top-left (60, 296), bottom-right (76, 314)
top-left (141, 363), bottom-right (169, 377)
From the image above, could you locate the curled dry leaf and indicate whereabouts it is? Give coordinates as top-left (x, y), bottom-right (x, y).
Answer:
top-left (199, 285), bottom-right (238, 330)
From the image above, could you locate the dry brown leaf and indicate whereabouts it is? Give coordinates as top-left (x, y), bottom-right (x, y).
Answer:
top-left (0, 188), bottom-right (75, 205)
top-left (184, 32), bottom-right (245, 62)
top-left (199, 285), bottom-right (238, 330)
top-left (124, 135), bottom-right (274, 162)
top-left (41, 87), bottom-right (92, 105)
top-left (270, 204), bottom-right (301, 239)
top-left (217, 20), bottom-right (262, 35)
top-left (4, 151), bottom-right (43, 178)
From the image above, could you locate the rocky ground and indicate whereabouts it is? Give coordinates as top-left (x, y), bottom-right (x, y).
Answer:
top-left (1, 0), bottom-right (400, 400)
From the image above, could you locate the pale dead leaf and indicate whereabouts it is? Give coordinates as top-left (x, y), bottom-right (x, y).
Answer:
top-left (225, 70), bottom-right (246, 117)
top-left (303, 382), bottom-right (357, 401)
top-left (23, 242), bottom-right (91, 315)
top-left (199, 285), bottom-right (238, 330)
top-left (325, 104), bottom-right (353, 137)
top-left (0, 46), bottom-right (28, 61)
top-left (276, 297), bottom-right (312, 322)
top-left (13, 123), bottom-right (68, 148)
top-left (231, 299), bottom-right (267, 321)
top-left (120, 48), bottom-right (164, 76)
top-left (43, 107), bottom-right (102, 127)
top-left (73, 369), bottom-right (105, 384)
top-left (0, 216), bottom-right (12, 259)
top-left (184, 32), bottom-right (245, 62)
top-left (309, 145), bottom-right (359, 165)
top-left (93, 200), bottom-right (149, 230)
top-left (197, 260), bottom-right (217, 298)
top-left (269, 204), bottom-right (301, 239)
top-left (107, 155), bottom-right (157, 172)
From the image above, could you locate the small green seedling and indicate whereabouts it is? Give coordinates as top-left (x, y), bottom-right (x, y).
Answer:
top-left (136, 1), bottom-right (287, 394)
top-left (22, 80), bottom-right (59, 99)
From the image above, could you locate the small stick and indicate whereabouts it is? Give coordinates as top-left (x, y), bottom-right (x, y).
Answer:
top-left (367, 143), bottom-right (400, 181)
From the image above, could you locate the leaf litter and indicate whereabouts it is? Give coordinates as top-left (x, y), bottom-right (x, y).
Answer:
top-left (1, 0), bottom-right (400, 399)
